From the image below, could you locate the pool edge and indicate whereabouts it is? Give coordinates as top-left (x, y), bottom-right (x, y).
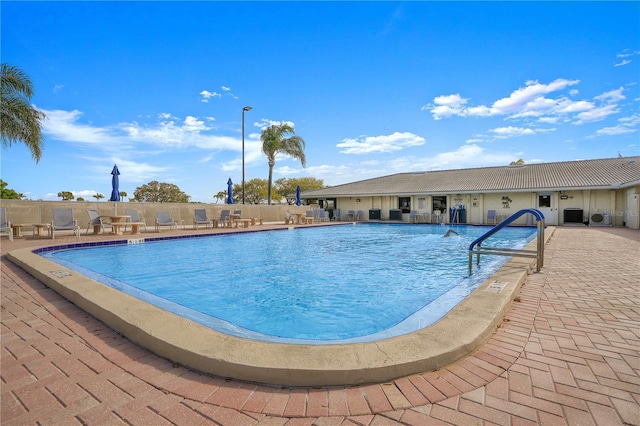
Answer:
top-left (6, 227), bottom-right (554, 387)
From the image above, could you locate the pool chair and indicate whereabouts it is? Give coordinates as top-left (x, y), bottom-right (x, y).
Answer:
top-left (85, 209), bottom-right (111, 234)
top-left (409, 210), bottom-right (418, 223)
top-left (332, 209), bottom-right (341, 221)
top-left (355, 210), bottom-right (363, 221)
top-left (155, 211), bottom-right (177, 232)
top-left (0, 207), bottom-right (13, 241)
top-left (301, 210), bottom-right (314, 224)
top-left (317, 208), bottom-right (329, 222)
top-left (285, 210), bottom-right (296, 224)
top-left (51, 208), bottom-right (80, 239)
top-left (193, 208), bottom-right (212, 229)
top-left (487, 209), bottom-right (497, 225)
top-left (345, 210), bottom-right (355, 221)
top-left (125, 209), bottom-right (147, 233)
top-left (219, 210), bottom-right (231, 228)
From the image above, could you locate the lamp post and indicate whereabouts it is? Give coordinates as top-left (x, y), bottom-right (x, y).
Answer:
top-left (242, 106), bottom-right (252, 204)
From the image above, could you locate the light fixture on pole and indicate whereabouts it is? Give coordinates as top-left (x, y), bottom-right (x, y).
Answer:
top-left (242, 106), bottom-right (252, 204)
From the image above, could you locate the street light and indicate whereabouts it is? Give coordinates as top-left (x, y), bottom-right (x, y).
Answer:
top-left (242, 106), bottom-right (252, 204)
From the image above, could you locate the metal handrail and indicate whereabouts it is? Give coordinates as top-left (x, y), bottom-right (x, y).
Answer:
top-left (468, 208), bottom-right (545, 274)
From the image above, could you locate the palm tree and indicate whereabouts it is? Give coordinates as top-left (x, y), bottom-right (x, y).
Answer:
top-left (260, 123), bottom-right (306, 205)
top-left (1, 63), bottom-right (47, 162)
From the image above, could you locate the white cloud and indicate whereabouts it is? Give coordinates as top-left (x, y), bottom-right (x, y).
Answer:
top-left (40, 109), bottom-right (120, 144)
top-left (614, 59), bottom-right (631, 67)
top-left (336, 132), bottom-right (425, 154)
top-left (594, 87), bottom-right (625, 103)
top-left (221, 86), bottom-right (231, 91)
top-left (200, 90), bottom-right (222, 103)
top-left (491, 79), bottom-right (580, 115)
top-left (595, 113), bottom-right (640, 135)
top-left (40, 107), bottom-right (244, 152)
top-left (574, 104), bottom-right (619, 124)
top-left (424, 78), bottom-right (632, 128)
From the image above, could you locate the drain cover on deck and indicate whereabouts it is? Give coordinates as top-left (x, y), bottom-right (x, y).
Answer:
top-left (485, 281), bottom-right (508, 293)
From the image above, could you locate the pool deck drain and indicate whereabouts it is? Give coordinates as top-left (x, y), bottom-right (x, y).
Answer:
top-left (2, 223), bottom-right (639, 424)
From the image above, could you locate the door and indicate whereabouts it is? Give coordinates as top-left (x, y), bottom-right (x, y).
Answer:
top-left (537, 193), bottom-right (556, 225)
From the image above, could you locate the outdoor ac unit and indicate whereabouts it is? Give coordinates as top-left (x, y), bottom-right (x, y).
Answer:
top-left (590, 212), bottom-right (610, 226)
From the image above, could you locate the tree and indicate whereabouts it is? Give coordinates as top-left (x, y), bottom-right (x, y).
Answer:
top-left (0, 63), bottom-right (47, 162)
top-left (260, 123), bottom-right (306, 205)
top-left (274, 177), bottom-right (324, 204)
top-left (1, 179), bottom-right (24, 199)
top-left (509, 158), bottom-right (525, 166)
top-left (76, 197), bottom-right (85, 202)
top-left (213, 191), bottom-right (226, 204)
top-left (119, 191), bottom-right (127, 201)
top-left (93, 193), bottom-right (104, 202)
top-left (57, 191), bottom-right (74, 201)
top-left (133, 180), bottom-right (190, 203)
top-left (233, 178), bottom-right (270, 204)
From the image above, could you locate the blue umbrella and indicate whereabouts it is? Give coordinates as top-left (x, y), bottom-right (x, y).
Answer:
top-left (109, 165), bottom-right (120, 201)
top-left (295, 185), bottom-right (301, 206)
top-left (226, 178), bottom-right (234, 204)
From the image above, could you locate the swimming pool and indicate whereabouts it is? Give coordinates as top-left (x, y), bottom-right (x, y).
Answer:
top-left (42, 224), bottom-right (536, 344)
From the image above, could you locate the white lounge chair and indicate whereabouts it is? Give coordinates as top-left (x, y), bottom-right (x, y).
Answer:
top-left (51, 208), bottom-right (80, 239)
top-left (155, 211), bottom-right (177, 232)
top-left (193, 209), bottom-right (212, 229)
top-left (0, 207), bottom-right (13, 241)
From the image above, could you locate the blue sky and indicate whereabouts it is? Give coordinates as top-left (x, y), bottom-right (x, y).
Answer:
top-left (2, 1), bottom-right (639, 203)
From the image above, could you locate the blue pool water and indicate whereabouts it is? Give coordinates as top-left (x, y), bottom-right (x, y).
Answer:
top-left (43, 224), bottom-right (536, 344)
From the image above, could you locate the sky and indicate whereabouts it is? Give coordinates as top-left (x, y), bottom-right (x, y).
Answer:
top-left (1, 1), bottom-right (639, 203)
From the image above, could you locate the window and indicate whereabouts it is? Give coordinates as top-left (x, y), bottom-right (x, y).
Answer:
top-left (432, 196), bottom-right (447, 212)
top-left (538, 194), bottom-right (551, 208)
top-left (399, 197), bottom-right (411, 213)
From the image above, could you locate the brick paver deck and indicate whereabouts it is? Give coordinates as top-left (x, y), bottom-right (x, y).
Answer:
top-left (1, 225), bottom-right (639, 425)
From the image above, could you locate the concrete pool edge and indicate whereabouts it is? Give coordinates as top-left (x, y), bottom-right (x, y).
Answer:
top-left (6, 227), bottom-right (554, 387)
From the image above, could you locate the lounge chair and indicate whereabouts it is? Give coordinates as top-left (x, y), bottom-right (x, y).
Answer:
top-left (193, 208), bottom-right (212, 229)
top-left (85, 209), bottom-right (111, 234)
top-left (317, 208), bottom-right (329, 222)
top-left (155, 211), bottom-right (177, 232)
top-left (487, 210), bottom-right (497, 225)
top-left (125, 209), bottom-right (147, 232)
top-left (299, 210), bottom-right (314, 224)
top-left (219, 210), bottom-right (231, 228)
top-left (285, 211), bottom-right (296, 224)
top-left (409, 210), bottom-right (418, 223)
top-left (332, 209), bottom-right (341, 221)
top-left (0, 207), bottom-right (13, 241)
top-left (355, 210), bottom-right (363, 221)
top-left (51, 208), bottom-right (80, 239)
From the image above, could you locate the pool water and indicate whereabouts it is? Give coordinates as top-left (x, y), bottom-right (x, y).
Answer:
top-left (43, 224), bottom-right (536, 344)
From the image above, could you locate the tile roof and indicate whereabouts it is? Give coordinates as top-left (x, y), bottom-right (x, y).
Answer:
top-left (302, 156), bottom-right (640, 197)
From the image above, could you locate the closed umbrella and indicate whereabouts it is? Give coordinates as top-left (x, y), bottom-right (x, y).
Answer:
top-left (109, 165), bottom-right (120, 214)
top-left (109, 165), bottom-right (121, 201)
top-left (226, 178), bottom-right (234, 204)
top-left (295, 185), bottom-right (301, 206)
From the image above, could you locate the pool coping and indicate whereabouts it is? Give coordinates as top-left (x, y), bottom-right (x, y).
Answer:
top-left (6, 226), bottom-right (554, 387)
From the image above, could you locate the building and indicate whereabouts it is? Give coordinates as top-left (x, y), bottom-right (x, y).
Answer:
top-left (301, 156), bottom-right (640, 228)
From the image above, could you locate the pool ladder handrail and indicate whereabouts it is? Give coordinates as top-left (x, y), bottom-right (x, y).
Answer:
top-left (468, 208), bottom-right (545, 274)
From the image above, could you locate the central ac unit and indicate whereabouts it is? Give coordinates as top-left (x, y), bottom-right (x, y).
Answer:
top-left (590, 212), bottom-right (610, 226)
